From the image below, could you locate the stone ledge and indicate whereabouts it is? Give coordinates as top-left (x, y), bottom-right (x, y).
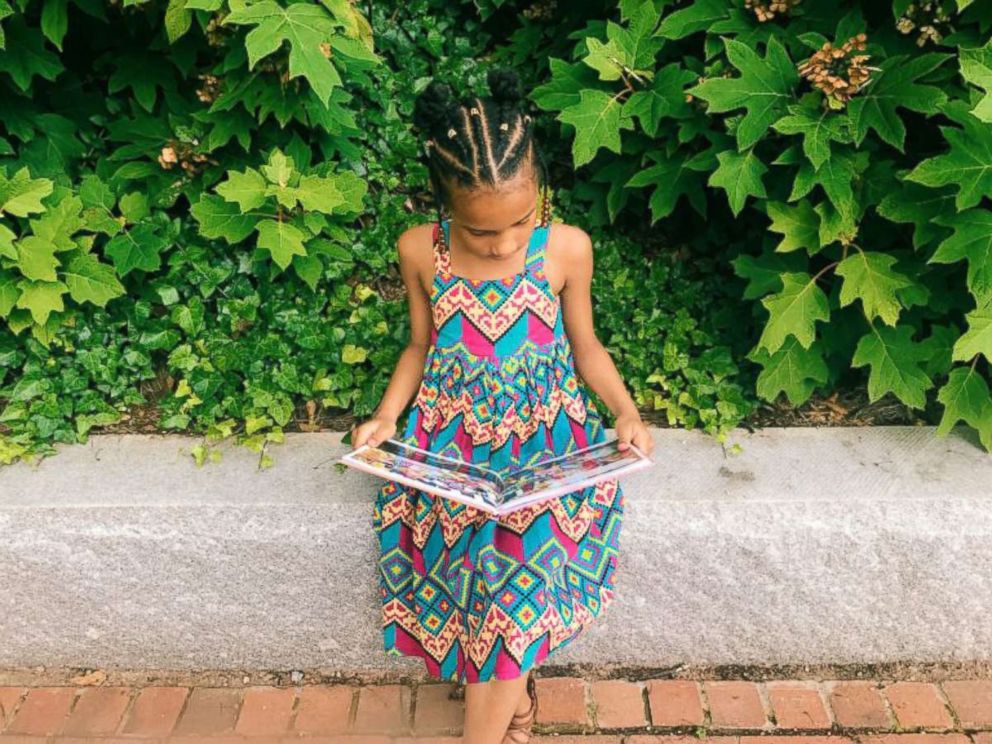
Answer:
top-left (0, 426), bottom-right (990, 671)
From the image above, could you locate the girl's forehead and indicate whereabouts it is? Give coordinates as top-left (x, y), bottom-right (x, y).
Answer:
top-left (451, 185), bottom-right (538, 231)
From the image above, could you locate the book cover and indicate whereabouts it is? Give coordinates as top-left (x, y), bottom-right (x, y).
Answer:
top-left (340, 437), bottom-right (653, 516)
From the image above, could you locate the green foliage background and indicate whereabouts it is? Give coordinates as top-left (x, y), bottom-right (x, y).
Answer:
top-left (0, 0), bottom-right (990, 467)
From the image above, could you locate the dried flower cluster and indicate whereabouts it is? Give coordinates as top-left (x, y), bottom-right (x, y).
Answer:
top-left (522, 0), bottom-right (557, 21)
top-left (195, 74), bottom-right (220, 104)
top-left (896, 2), bottom-right (953, 47)
top-left (745, 0), bottom-right (801, 22)
top-left (158, 142), bottom-right (212, 175)
top-left (204, 14), bottom-right (228, 47)
top-left (797, 33), bottom-right (871, 106)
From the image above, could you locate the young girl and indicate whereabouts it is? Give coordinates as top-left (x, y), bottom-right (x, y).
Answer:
top-left (353, 68), bottom-right (654, 744)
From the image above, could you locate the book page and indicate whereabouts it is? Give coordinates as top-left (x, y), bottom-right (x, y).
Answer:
top-left (342, 439), bottom-right (505, 509)
top-left (498, 439), bottom-right (650, 506)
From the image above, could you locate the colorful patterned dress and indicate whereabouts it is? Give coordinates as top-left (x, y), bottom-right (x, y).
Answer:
top-left (371, 214), bottom-right (625, 684)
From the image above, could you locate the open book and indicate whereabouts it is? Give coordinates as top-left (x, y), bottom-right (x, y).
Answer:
top-left (340, 437), bottom-right (653, 516)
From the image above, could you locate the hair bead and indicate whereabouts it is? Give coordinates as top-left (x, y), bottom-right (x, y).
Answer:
top-left (447, 127), bottom-right (457, 138)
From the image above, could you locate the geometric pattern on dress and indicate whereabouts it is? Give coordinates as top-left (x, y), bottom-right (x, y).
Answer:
top-left (371, 211), bottom-right (626, 684)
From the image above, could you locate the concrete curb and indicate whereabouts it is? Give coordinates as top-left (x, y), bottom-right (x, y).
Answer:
top-left (0, 425), bottom-right (990, 671)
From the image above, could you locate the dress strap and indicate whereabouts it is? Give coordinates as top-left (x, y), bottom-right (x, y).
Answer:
top-left (432, 219), bottom-right (451, 276)
top-left (524, 220), bottom-right (551, 276)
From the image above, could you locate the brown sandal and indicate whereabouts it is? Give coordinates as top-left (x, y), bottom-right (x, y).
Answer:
top-left (502, 670), bottom-right (538, 743)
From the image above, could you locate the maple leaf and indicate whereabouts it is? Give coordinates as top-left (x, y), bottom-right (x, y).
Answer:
top-left (953, 303), bottom-right (992, 364)
top-left (765, 200), bottom-right (820, 255)
top-left (960, 37), bottom-right (992, 123)
top-left (757, 271), bottom-right (831, 354)
top-left (625, 147), bottom-right (710, 222)
top-left (930, 208), bottom-right (992, 308)
top-left (851, 323), bottom-right (933, 409)
top-left (936, 365), bottom-right (992, 449)
top-left (557, 88), bottom-right (636, 167)
top-left (835, 250), bottom-right (914, 326)
top-left (772, 94), bottom-right (853, 170)
top-left (687, 35), bottom-right (799, 150)
top-left (749, 336), bottom-right (829, 406)
top-left (708, 149), bottom-right (767, 217)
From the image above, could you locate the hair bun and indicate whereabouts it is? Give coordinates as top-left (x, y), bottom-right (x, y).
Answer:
top-left (487, 68), bottom-right (524, 106)
top-left (413, 80), bottom-right (455, 134)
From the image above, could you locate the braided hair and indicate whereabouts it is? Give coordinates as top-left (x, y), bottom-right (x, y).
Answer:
top-left (412, 68), bottom-right (551, 254)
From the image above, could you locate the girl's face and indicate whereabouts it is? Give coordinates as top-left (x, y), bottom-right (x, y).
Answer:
top-left (445, 166), bottom-right (540, 267)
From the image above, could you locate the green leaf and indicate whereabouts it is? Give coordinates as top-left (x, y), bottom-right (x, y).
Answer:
top-left (960, 37), bottom-right (992, 123)
top-left (531, 57), bottom-right (601, 112)
top-left (342, 343), bottom-right (367, 364)
top-left (0, 18), bottom-right (63, 91)
top-left (851, 324), bottom-right (933, 408)
top-left (656, 0), bottom-right (729, 40)
top-left (29, 194), bottom-right (84, 250)
top-left (256, 219), bottom-right (306, 270)
top-left (750, 336), bottom-right (829, 406)
top-left (789, 148), bottom-right (861, 221)
top-left (557, 88), bottom-right (635, 167)
top-left (118, 192), bottom-right (149, 223)
top-left (906, 101), bottom-right (992, 210)
top-left (877, 181), bottom-right (956, 250)
top-left (165, 0), bottom-right (193, 43)
top-left (191, 194), bottom-right (258, 244)
top-left (222, 1), bottom-right (342, 106)
top-left (936, 365), bottom-right (992, 450)
top-left (624, 62), bottom-right (697, 137)
top-left (846, 53), bottom-right (950, 150)
top-left (953, 303), bottom-right (992, 363)
top-left (765, 200), bottom-right (820, 254)
top-left (625, 148), bottom-right (709, 222)
top-left (708, 149), bottom-right (767, 217)
top-left (835, 250), bottom-right (913, 326)
top-left (217, 167), bottom-right (268, 212)
top-left (757, 272), bottom-right (831, 354)
top-left (930, 209), bottom-right (992, 307)
top-left (15, 236), bottom-right (59, 281)
top-left (107, 53), bottom-right (174, 112)
top-left (0, 166), bottom-right (53, 217)
top-left (40, 0), bottom-right (69, 51)
top-left (772, 96), bottom-right (852, 170)
top-left (14, 278), bottom-right (67, 325)
top-left (686, 36), bottom-right (798, 150)
top-left (63, 251), bottom-right (125, 307)
top-left (295, 174), bottom-right (345, 213)
top-left (104, 223), bottom-right (169, 276)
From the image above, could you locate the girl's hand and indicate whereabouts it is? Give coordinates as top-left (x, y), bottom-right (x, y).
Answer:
top-left (351, 416), bottom-right (398, 449)
top-left (615, 413), bottom-right (654, 458)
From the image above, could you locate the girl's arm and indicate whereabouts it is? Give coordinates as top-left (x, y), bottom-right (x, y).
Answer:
top-left (555, 227), bottom-right (654, 456)
top-left (351, 229), bottom-right (434, 449)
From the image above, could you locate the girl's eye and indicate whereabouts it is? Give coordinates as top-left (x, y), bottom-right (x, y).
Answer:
top-left (469, 219), bottom-right (529, 237)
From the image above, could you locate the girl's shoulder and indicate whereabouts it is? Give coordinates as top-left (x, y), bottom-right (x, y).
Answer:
top-left (396, 222), bottom-right (438, 295)
top-left (544, 221), bottom-right (594, 292)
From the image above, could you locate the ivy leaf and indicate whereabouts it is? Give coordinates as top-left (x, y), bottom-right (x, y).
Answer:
top-left (930, 208), bottom-right (992, 307)
top-left (557, 88), bottom-right (636, 167)
top-left (217, 167), bottom-right (268, 212)
top-left (749, 336), bottom-right (829, 406)
top-left (757, 271), bottom-right (831, 354)
top-left (765, 200), bottom-right (820, 255)
top-left (222, 1), bottom-right (341, 107)
top-left (656, 0), bottom-right (729, 40)
top-left (0, 17), bottom-right (64, 91)
top-left (708, 149), bottom-right (767, 217)
top-left (846, 53), bottom-right (950, 151)
top-left (624, 63), bottom-right (696, 137)
top-left (835, 250), bottom-right (913, 326)
top-left (15, 278), bottom-right (67, 325)
top-left (63, 251), bottom-right (125, 307)
top-left (906, 100), bottom-right (992, 210)
top-left (686, 36), bottom-right (798, 150)
top-left (953, 303), bottom-right (992, 363)
top-left (936, 365), bottom-right (992, 450)
top-left (190, 194), bottom-right (258, 244)
top-left (851, 324), bottom-right (933, 408)
top-left (256, 219), bottom-right (306, 270)
top-left (772, 96), bottom-right (853, 170)
top-left (625, 147), bottom-right (710, 222)
top-left (959, 37), bottom-right (992, 123)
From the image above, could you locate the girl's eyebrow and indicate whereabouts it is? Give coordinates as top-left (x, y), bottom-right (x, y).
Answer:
top-left (464, 206), bottom-right (536, 232)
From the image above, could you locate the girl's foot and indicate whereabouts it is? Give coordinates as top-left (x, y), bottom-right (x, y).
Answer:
top-left (502, 670), bottom-right (537, 744)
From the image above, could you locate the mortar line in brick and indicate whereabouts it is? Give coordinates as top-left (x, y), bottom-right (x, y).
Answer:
top-left (409, 680), bottom-right (417, 733)
top-left (812, 679), bottom-right (839, 730)
top-left (935, 680), bottom-right (965, 731)
top-left (699, 679), bottom-right (713, 728)
top-left (755, 680), bottom-right (775, 728)
top-left (0, 688), bottom-right (27, 731)
top-left (640, 680), bottom-right (652, 729)
top-left (286, 684), bottom-right (302, 730)
top-left (169, 686), bottom-right (193, 737)
top-left (877, 678), bottom-right (899, 731)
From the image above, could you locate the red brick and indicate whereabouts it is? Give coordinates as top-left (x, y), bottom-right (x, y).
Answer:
top-left (704, 681), bottom-right (767, 728)
top-left (60, 687), bottom-right (132, 735)
top-left (740, 737), bottom-right (854, 744)
top-left (884, 682), bottom-right (953, 729)
top-left (590, 679), bottom-right (647, 728)
top-left (828, 681), bottom-right (893, 728)
top-left (293, 685), bottom-right (353, 734)
top-left (859, 734), bottom-right (970, 744)
top-left (121, 686), bottom-right (187, 736)
top-left (971, 734), bottom-right (992, 744)
top-left (531, 737), bottom-right (623, 744)
top-left (766, 681), bottom-right (830, 729)
top-left (534, 676), bottom-right (588, 726)
top-left (351, 684), bottom-right (411, 735)
top-left (629, 738), bottom-right (735, 744)
top-left (412, 683), bottom-right (463, 735)
top-left (0, 687), bottom-right (26, 730)
top-left (0, 737), bottom-right (48, 744)
top-left (5, 687), bottom-right (76, 735)
top-left (396, 738), bottom-right (462, 744)
top-left (234, 685), bottom-right (296, 735)
top-left (646, 680), bottom-right (704, 727)
top-left (172, 687), bottom-right (242, 735)
top-left (942, 681), bottom-right (992, 727)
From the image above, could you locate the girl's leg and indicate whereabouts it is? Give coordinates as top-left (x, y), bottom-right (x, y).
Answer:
top-left (463, 673), bottom-right (532, 744)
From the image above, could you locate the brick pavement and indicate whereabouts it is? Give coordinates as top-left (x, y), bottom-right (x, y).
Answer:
top-left (0, 675), bottom-right (989, 742)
